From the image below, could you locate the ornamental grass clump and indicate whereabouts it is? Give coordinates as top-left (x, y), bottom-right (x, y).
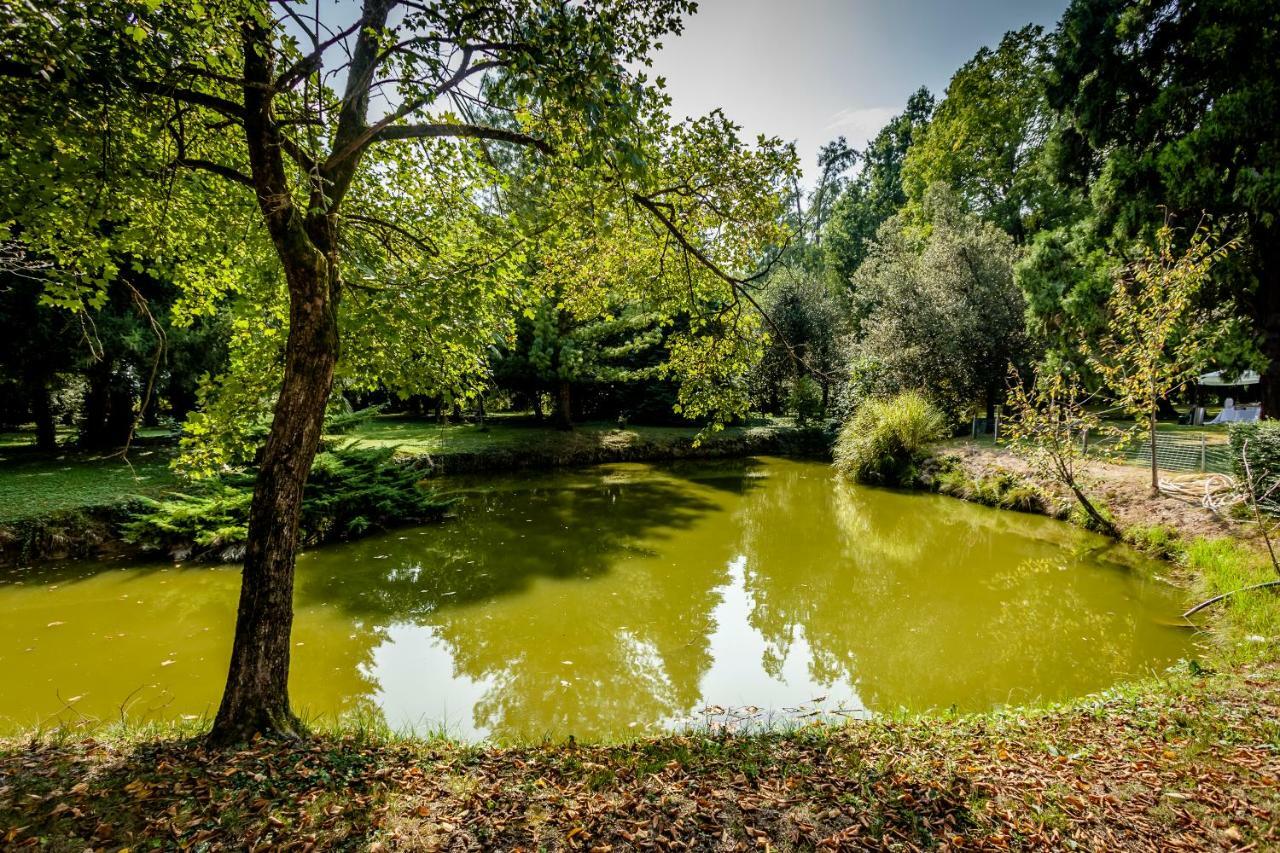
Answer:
top-left (834, 391), bottom-right (947, 486)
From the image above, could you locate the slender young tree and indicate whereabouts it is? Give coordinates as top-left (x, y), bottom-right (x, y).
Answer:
top-left (1092, 224), bottom-right (1236, 492)
top-left (1003, 366), bottom-right (1116, 535)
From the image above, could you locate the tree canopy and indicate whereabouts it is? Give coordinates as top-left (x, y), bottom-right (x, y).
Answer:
top-left (1045, 0), bottom-right (1280, 407)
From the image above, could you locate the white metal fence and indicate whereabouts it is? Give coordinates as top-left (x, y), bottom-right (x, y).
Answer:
top-left (1116, 432), bottom-right (1234, 475)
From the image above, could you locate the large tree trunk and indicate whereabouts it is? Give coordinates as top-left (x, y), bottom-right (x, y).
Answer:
top-left (209, 240), bottom-right (338, 745)
top-left (206, 5), bottom-right (379, 746)
top-left (555, 379), bottom-right (573, 430)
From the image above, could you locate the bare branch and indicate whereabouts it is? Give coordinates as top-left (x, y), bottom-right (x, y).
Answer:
top-left (274, 15), bottom-right (369, 91)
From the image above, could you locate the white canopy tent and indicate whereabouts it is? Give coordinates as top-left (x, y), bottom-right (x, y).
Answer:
top-left (1194, 370), bottom-right (1262, 424)
top-left (1198, 370), bottom-right (1260, 387)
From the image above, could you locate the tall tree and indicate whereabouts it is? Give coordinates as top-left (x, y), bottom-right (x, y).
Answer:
top-left (847, 188), bottom-right (1030, 422)
top-left (1048, 0), bottom-right (1280, 412)
top-left (497, 293), bottom-right (666, 430)
top-left (901, 26), bottom-right (1062, 243)
top-left (0, 274), bottom-right (76, 450)
top-left (805, 137), bottom-right (857, 248)
top-left (1092, 224), bottom-right (1237, 491)
top-left (751, 273), bottom-right (841, 415)
top-left (821, 88), bottom-right (934, 287)
top-left (2, 0), bottom-right (792, 743)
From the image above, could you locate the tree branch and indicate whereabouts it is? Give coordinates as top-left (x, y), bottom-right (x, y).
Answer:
top-left (325, 54), bottom-right (513, 168)
top-left (174, 157), bottom-right (254, 187)
top-left (373, 122), bottom-right (553, 153)
top-left (274, 16), bottom-right (369, 91)
top-left (130, 78), bottom-right (245, 120)
top-left (632, 192), bottom-right (826, 380)
top-left (345, 213), bottom-right (439, 256)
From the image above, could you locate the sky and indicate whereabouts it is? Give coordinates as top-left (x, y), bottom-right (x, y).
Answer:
top-left (298, 0), bottom-right (1070, 183)
top-left (649, 0), bottom-right (1071, 182)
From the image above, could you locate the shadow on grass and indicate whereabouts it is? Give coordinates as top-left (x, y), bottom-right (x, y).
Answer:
top-left (0, 735), bottom-right (400, 849)
top-left (0, 728), bottom-right (976, 849)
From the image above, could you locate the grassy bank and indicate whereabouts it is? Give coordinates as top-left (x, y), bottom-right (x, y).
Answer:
top-left (0, 415), bottom-right (827, 566)
top-left (0, 438), bottom-right (178, 566)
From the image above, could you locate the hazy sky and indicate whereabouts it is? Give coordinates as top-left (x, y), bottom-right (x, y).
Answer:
top-left (649, 0), bottom-right (1070, 180)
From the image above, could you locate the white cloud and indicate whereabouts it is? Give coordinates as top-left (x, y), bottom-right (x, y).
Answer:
top-left (824, 106), bottom-right (898, 148)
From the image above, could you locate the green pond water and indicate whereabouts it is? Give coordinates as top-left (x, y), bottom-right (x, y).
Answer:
top-left (0, 457), bottom-right (1193, 742)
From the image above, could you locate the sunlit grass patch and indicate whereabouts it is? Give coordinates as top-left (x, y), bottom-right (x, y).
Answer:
top-left (0, 445), bottom-right (178, 523)
top-left (1184, 537), bottom-right (1280, 657)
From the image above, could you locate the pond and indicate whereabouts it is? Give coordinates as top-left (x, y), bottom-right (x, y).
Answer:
top-left (0, 457), bottom-right (1193, 742)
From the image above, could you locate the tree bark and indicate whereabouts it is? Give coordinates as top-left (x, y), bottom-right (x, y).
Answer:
top-left (209, 233), bottom-right (338, 745)
top-left (556, 379), bottom-right (573, 430)
top-left (209, 14), bottom-right (348, 744)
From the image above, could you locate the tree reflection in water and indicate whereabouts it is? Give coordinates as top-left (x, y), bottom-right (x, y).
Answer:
top-left (294, 463), bottom-right (755, 740)
top-left (733, 460), bottom-right (1191, 713)
top-left (0, 458), bottom-right (1191, 738)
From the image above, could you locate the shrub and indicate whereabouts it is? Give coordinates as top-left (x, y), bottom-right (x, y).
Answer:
top-left (122, 487), bottom-right (253, 558)
top-left (788, 375), bottom-right (824, 425)
top-left (1229, 421), bottom-right (1280, 512)
top-left (834, 391), bottom-right (947, 486)
top-left (324, 404), bottom-right (387, 435)
top-left (301, 445), bottom-right (451, 542)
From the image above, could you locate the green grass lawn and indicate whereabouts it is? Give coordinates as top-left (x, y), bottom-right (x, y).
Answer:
top-left (0, 414), bottom-right (800, 525)
top-left (0, 443), bottom-right (179, 523)
top-left (338, 411), bottom-right (796, 457)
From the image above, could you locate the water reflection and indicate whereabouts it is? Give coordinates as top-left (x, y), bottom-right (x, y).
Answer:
top-left (735, 471), bottom-right (1186, 712)
top-left (0, 458), bottom-right (1192, 740)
